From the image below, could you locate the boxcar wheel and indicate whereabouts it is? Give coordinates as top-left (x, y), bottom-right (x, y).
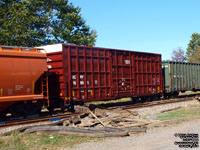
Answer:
top-left (48, 99), bottom-right (56, 112)
top-left (0, 111), bottom-right (7, 119)
top-left (9, 102), bottom-right (25, 117)
top-left (172, 92), bottom-right (179, 98)
top-left (59, 100), bottom-right (66, 112)
top-left (23, 102), bottom-right (42, 115)
top-left (47, 106), bottom-right (54, 112)
top-left (131, 97), bottom-right (137, 104)
top-left (69, 101), bottom-right (75, 112)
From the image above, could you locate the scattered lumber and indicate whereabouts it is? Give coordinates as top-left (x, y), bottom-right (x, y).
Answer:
top-left (74, 106), bottom-right (90, 114)
top-left (94, 126), bottom-right (146, 133)
top-left (24, 125), bottom-right (129, 137)
top-left (0, 120), bottom-right (63, 136)
top-left (124, 109), bottom-right (139, 116)
top-left (160, 106), bottom-right (182, 113)
top-left (88, 109), bottom-right (105, 126)
top-left (23, 125), bottom-right (146, 137)
top-left (25, 126), bottom-right (101, 134)
top-left (36, 130), bottom-right (128, 138)
top-left (122, 127), bottom-right (146, 133)
top-left (195, 97), bottom-right (200, 102)
top-left (1, 106), bottom-right (150, 137)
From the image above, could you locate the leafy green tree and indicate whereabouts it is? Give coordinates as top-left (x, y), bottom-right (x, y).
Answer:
top-left (0, 0), bottom-right (97, 47)
top-left (188, 46), bottom-right (200, 63)
top-left (186, 33), bottom-right (200, 58)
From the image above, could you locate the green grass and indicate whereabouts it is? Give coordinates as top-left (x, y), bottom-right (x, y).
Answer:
top-left (88, 97), bottom-right (132, 105)
top-left (179, 90), bottom-right (200, 96)
top-left (0, 132), bottom-right (102, 150)
top-left (153, 105), bottom-right (200, 122)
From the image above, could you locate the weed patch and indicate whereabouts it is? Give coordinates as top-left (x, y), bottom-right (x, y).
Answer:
top-left (0, 133), bottom-right (102, 150)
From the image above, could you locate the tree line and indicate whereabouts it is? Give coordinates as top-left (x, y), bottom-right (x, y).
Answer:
top-left (171, 33), bottom-right (200, 63)
top-left (0, 0), bottom-right (97, 47)
top-left (0, 0), bottom-right (200, 63)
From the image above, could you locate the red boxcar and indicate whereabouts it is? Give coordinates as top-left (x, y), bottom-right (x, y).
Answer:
top-left (45, 44), bottom-right (163, 108)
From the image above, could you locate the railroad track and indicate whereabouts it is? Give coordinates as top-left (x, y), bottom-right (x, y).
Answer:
top-left (0, 112), bottom-right (80, 128)
top-left (0, 94), bottom-right (199, 128)
top-left (98, 94), bottom-right (200, 111)
top-left (123, 98), bottom-right (196, 110)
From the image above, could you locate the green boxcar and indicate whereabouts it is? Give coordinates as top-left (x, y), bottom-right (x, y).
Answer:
top-left (162, 61), bottom-right (200, 94)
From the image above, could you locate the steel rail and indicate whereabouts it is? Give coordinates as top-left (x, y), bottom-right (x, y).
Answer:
top-left (121, 97), bottom-right (196, 110)
top-left (0, 112), bottom-right (80, 128)
top-left (0, 94), bottom-right (199, 128)
top-left (101, 95), bottom-right (200, 110)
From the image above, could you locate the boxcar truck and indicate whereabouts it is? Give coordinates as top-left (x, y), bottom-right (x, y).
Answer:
top-left (0, 45), bottom-right (48, 117)
top-left (41, 44), bottom-right (163, 111)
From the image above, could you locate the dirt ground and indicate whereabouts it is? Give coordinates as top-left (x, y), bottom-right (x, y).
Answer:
top-left (65, 118), bottom-right (200, 150)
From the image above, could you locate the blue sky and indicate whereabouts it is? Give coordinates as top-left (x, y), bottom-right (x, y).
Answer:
top-left (70, 0), bottom-right (200, 60)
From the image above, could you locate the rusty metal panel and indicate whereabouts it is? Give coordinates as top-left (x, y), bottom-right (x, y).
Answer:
top-left (134, 53), bottom-right (162, 97)
top-left (111, 50), bottom-right (162, 98)
top-left (47, 44), bottom-right (162, 103)
top-left (47, 46), bottom-right (112, 103)
top-left (62, 45), bottom-right (113, 102)
top-left (0, 45), bottom-right (47, 103)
